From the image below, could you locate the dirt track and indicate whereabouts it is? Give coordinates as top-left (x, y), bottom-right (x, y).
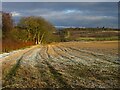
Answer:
top-left (1, 41), bottom-right (120, 88)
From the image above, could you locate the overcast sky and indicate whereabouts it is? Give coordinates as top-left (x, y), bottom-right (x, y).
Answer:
top-left (2, 2), bottom-right (118, 28)
top-left (2, 0), bottom-right (120, 2)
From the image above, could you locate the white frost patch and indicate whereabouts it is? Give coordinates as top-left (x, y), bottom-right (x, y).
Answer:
top-left (0, 53), bottom-right (10, 58)
top-left (0, 50), bottom-right (23, 59)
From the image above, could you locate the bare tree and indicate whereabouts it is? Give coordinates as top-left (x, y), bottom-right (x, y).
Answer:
top-left (18, 16), bottom-right (56, 44)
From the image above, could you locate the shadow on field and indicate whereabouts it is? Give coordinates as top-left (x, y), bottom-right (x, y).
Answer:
top-left (44, 60), bottom-right (71, 88)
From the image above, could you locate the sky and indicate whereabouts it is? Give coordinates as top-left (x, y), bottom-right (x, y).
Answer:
top-left (2, 2), bottom-right (118, 28)
top-left (2, 0), bottom-right (120, 2)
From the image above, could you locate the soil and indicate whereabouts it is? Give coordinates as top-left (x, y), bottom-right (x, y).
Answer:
top-left (1, 41), bottom-right (120, 88)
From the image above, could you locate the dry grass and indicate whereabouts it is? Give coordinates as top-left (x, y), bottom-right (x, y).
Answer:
top-left (2, 39), bottom-right (34, 52)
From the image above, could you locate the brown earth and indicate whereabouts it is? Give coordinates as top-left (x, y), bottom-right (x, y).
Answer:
top-left (1, 41), bottom-right (120, 88)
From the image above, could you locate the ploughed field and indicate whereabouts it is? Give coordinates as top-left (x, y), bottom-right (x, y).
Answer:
top-left (1, 41), bottom-right (120, 88)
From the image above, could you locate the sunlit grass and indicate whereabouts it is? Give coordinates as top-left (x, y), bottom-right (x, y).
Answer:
top-left (76, 36), bottom-right (118, 41)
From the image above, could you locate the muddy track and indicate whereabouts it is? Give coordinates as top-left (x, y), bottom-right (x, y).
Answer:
top-left (60, 44), bottom-right (119, 65)
top-left (1, 41), bottom-right (120, 88)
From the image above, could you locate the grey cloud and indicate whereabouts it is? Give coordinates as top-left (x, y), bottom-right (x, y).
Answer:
top-left (2, 0), bottom-right (120, 2)
top-left (2, 2), bottom-right (118, 28)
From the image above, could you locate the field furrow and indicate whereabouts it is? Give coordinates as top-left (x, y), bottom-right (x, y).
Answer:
top-left (1, 41), bottom-right (120, 88)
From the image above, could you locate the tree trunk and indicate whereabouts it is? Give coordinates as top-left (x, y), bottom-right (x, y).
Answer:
top-left (35, 39), bottom-right (38, 44)
top-left (38, 32), bottom-right (41, 44)
top-left (40, 32), bottom-right (45, 44)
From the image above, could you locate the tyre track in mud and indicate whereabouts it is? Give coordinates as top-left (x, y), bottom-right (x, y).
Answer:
top-left (32, 47), bottom-right (54, 87)
top-left (2, 42), bottom-right (120, 88)
top-left (57, 45), bottom-right (109, 65)
top-left (2, 46), bottom-right (41, 88)
top-left (36, 46), bottom-right (72, 88)
top-left (52, 45), bottom-right (92, 67)
top-left (2, 46), bottom-right (50, 88)
top-left (60, 44), bottom-right (119, 65)
top-left (4, 48), bottom-right (37, 77)
top-left (56, 45), bottom-right (94, 66)
top-left (57, 45), bottom-right (120, 73)
top-left (60, 44), bottom-right (120, 84)
top-left (35, 46), bottom-right (58, 87)
top-left (49, 45), bottom-right (111, 88)
top-left (50, 45), bottom-right (97, 86)
top-left (55, 45), bottom-right (119, 84)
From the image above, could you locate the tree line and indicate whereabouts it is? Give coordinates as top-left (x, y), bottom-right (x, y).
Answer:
top-left (2, 12), bottom-right (61, 44)
top-left (2, 12), bottom-right (118, 52)
top-left (2, 12), bottom-right (61, 52)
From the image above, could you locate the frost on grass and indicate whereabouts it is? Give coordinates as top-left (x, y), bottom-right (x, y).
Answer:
top-left (1, 41), bottom-right (120, 88)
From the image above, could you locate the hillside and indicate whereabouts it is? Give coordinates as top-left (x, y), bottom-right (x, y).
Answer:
top-left (57, 28), bottom-right (119, 41)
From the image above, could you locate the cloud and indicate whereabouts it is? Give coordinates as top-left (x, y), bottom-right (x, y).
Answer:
top-left (2, 0), bottom-right (120, 2)
top-left (11, 11), bottom-right (21, 17)
top-left (64, 10), bottom-right (76, 14)
top-left (74, 15), bottom-right (117, 21)
top-left (2, 2), bottom-right (118, 28)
